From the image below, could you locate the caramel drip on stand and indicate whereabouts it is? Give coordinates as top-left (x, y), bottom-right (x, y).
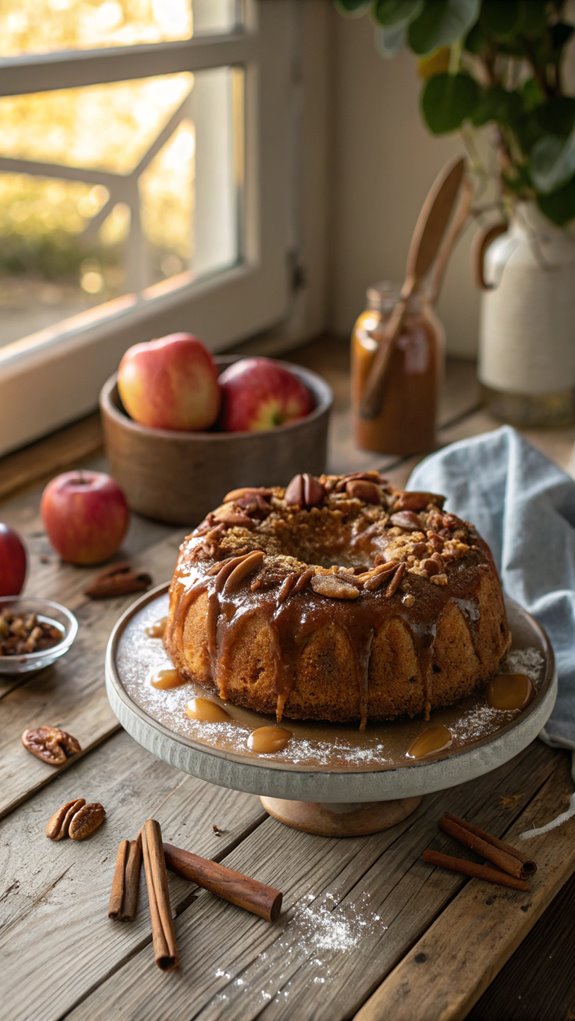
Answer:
top-left (247, 725), bottom-right (292, 754)
top-left (406, 723), bottom-right (452, 759)
top-left (150, 668), bottom-right (187, 690)
top-left (487, 673), bottom-right (533, 711)
top-left (356, 628), bottom-right (374, 732)
top-left (185, 697), bottom-right (231, 723)
top-left (145, 617), bottom-right (167, 639)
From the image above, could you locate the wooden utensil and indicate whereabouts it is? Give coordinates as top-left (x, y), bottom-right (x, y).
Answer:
top-left (360, 156), bottom-right (468, 420)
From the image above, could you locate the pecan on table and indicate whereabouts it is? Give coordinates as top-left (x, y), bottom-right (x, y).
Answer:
top-left (21, 726), bottom-right (82, 766)
top-left (45, 798), bottom-right (86, 841)
top-left (45, 799), bottom-right (106, 841)
top-left (68, 802), bottom-right (106, 841)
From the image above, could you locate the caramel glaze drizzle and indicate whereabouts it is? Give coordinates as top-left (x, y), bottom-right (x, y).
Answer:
top-left (164, 482), bottom-right (506, 730)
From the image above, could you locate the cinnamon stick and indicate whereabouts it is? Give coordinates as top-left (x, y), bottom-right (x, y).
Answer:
top-left (164, 843), bottom-right (283, 922)
top-left (439, 814), bottom-right (534, 880)
top-left (442, 813), bottom-right (537, 874)
top-left (108, 837), bottom-right (143, 921)
top-left (108, 839), bottom-right (130, 919)
top-left (122, 837), bottom-right (143, 920)
top-left (141, 819), bottom-right (179, 970)
top-left (422, 850), bottom-right (529, 891)
top-left (84, 563), bottom-right (152, 600)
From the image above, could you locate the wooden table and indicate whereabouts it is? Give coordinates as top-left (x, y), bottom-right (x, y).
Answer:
top-left (1, 337), bottom-right (575, 1021)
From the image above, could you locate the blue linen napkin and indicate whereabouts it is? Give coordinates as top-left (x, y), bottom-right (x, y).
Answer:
top-left (407, 425), bottom-right (575, 833)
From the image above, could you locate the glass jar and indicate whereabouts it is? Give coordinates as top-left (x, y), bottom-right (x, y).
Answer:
top-left (351, 282), bottom-right (444, 455)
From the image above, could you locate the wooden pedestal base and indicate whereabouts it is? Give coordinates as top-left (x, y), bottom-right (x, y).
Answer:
top-left (260, 795), bottom-right (423, 836)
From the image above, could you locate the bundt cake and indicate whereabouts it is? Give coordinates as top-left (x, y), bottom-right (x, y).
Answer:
top-left (164, 471), bottom-right (511, 728)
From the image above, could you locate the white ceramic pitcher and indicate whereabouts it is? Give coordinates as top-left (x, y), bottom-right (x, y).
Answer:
top-left (477, 203), bottom-right (575, 426)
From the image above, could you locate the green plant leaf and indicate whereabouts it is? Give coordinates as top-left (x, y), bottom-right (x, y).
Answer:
top-left (420, 72), bottom-right (479, 133)
top-left (536, 98), bottom-right (575, 137)
top-left (537, 176), bottom-right (575, 225)
top-left (517, 0), bottom-right (548, 36)
top-left (464, 20), bottom-right (486, 53)
top-left (372, 0), bottom-right (423, 26)
top-left (407, 0), bottom-right (480, 55)
top-left (374, 21), bottom-right (406, 56)
top-left (530, 132), bottom-right (575, 193)
top-left (472, 85), bottom-right (523, 127)
top-left (480, 0), bottom-right (521, 37)
top-left (522, 78), bottom-right (545, 112)
top-left (514, 99), bottom-right (575, 154)
top-left (334, 0), bottom-right (371, 14)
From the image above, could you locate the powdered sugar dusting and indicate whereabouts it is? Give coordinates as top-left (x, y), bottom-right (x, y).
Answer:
top-left (505, 646), bottom-right (545, 678)
top-left (211, 890), bottom-right (387, 1010)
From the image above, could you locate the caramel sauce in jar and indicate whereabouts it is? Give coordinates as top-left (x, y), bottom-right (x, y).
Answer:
top-left (352, 283), bottom-right (444, 455)
top-left (185, 697), bottom-right (231, 723)
top-left (487, 673), bottom-right (533, 711)
top-left (145, 617), bottom-right (167, 639)
top-left (406, 723), bottom-right (452, 760)
top-left (150, 668), bottom-right (186, 690)
top-left (247, 725), bottom-right (292, 754)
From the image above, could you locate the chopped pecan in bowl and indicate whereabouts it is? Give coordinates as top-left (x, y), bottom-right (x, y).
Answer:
top-left (0, 597), bottom-right (78, 675)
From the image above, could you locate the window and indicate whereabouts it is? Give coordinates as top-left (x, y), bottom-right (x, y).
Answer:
top-left (0, 0), bottom-right (295, 454)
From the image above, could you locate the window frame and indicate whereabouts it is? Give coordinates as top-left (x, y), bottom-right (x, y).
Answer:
top-left (0, 1), bottom-right (296, 454)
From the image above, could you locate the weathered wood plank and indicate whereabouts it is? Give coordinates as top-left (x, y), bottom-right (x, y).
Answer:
top-left (353, 752), bottom-right (575, 1021)
top-left (0, 533), bottom-right (184, 817)
top-left (0, 729), bottom-right (267, 1021)
top-left (65, 743), bottom-right (561, 1021)
top-left (467, 868), bottom-right (575, 1021)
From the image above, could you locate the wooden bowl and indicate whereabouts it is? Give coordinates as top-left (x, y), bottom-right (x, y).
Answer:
top-left (99, 357), bottom-right (333, 525)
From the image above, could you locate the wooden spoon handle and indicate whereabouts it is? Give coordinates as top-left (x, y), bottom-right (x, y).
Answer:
top-left (360, 157), bottom-right (467, 421)
top-left (428, 174), bottom-right (473, 304)
top-left (406, 157), bottom-right (467, 282)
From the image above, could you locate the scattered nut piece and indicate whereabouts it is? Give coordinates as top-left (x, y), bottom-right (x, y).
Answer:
top-left (345, 479), bottom-right (382, 504)
top-left (430, 573), bottom-right (449, 586)
top-left (311, 574), bottom-right (360, 600)
top-left (389, 511), bottom-right (423, 532)
top-left (284, 473), bottom-right (325, 509)
top-left (385, 562), bottom-right (407, 598)
top-left (402, 593), bottom-right (416, 607)
top-left (68, 802), bottom-right (106, 841)
top-left (289, 568), bottom-right (313, 594)
top-left (393, 491), bottom-right (445, 512)
top-left (223, 486), bottom-right (273, 503)
top-left (222, 550), bottom-right (265, 594)
top-left (45, 798), bottom-right (86, 841)
top-left (357, 562), bottom-right (399, 591)
top-left (22, 726), bottom-right (82, 766)
top-left (0, 610), bottom-right (62, 657)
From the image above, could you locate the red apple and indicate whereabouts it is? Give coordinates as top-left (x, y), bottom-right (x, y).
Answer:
top-left (40, 471), bottom-right (130, 565)
top-left (218, 357), bottom-right (314, 431)
top-left (0, 523), bottom-right (27, 596)
top-left (117, 333), bottom-right (221, 431)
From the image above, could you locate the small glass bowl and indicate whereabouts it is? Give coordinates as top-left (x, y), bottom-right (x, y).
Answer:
top-left (0, 596), bottom-right (78, 675)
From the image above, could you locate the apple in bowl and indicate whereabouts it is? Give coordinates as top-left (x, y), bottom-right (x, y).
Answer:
top-left (218, 357), bottom-right (314, 432)
top-left (41, 471), bottom-right (130, 565)
top-left (118, 333), bottom-right (221, 432)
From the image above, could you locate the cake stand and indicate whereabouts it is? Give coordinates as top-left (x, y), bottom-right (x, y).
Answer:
top-left (105, 585), bottom-right (556, 836)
